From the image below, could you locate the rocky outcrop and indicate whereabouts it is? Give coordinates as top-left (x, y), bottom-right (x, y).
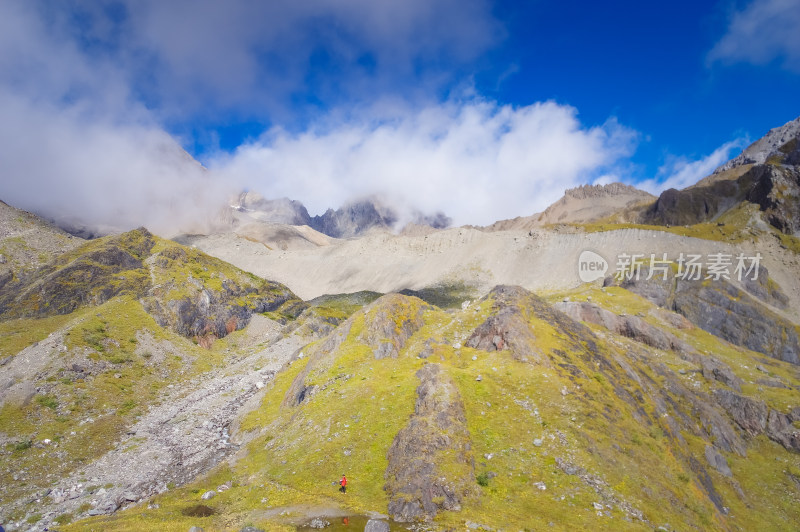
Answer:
top-left (565, 182), bottom-right (653, 200)
top-left (715, 116), bottom-right (800, 173)
top-left (531, 182), bottom-right (654, 227)
top-left (554, 301), bottom-right (693, 354)
top-left (640, 131), bottom-right (800, 234)
top-left (639, 179), bottom-right (743, 227)
top-left (671, 280), bottom-right (800, 365)
top-left (619, 271), bottom-right (800, 365)
top-left (465, 304), bottom-right (541, 362)
top-left (555, 301), bottom-right (742, 390)
top-left (466, 286), bottom-right (562, 364)
top-left (310, 198), bottom-right (397, 238)
top-left (0, 228), bottom-right (303, 344)
top-left (385, 363), bottom-right (475, 522)
top-left (359, 294), bottom-right (431, 359)
top-left (745, 164), bottom-right (800, 235)
top-left (714, 389), bottom-right (800, 452)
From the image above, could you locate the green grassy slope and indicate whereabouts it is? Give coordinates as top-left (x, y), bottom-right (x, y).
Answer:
top-left (62, 285), bottom-right (800, 531)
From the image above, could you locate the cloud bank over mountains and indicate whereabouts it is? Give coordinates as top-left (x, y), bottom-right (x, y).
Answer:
top-left (0, 0), bottom-right (790, 234)
top-left (214, 100), bottom-right (637, 227)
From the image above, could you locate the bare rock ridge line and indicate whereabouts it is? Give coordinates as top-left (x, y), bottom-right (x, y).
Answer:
top-left (227, 192), bottom-right (451, 239)
top-left (715, 116), bottom-right (800, 174)
top-left (564, 182), bottom-right (653, 200)
top-left (640, 114), bottom-right (800, 235)
top-left (384, 363), bottom-right (475, 522)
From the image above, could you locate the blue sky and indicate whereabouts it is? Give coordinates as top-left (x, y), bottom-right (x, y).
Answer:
top-left (0, 0), bottom-right (798, 231)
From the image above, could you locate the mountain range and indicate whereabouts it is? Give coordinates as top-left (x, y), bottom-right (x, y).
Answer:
top-left (0, 116), bottom-right (799, 531)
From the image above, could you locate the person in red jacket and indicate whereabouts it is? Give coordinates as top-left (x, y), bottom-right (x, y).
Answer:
top-left (339, 474), bottom-right (347, 494)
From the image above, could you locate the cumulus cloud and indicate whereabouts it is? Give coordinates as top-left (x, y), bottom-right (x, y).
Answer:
top-left (637, 139), bottom-right (747, 194)
top-left (708, 0), bottom-right (800, 71)
top-left (0, 0), bottom-right (504, 234)
top-left (211, 99), bottom-right (638, 226)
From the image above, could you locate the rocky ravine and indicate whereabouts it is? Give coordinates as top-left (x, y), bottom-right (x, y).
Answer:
top-left (4, 315), bottom-right (315, 532)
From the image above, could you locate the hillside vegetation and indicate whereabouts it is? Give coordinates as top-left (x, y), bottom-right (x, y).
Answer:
top-left (47, 283), bottom-right (800, 531)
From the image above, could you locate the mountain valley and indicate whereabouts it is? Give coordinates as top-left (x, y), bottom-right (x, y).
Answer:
top-left (1, 118), bottom-right (800, 531)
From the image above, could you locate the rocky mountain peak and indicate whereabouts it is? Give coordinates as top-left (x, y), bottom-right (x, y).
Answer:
top-left (564, 182), bottom-right (652, 200)
top-left (715, 115), bottom-right (800, 174)
top-left (231, 192), bottom-right (312, 226)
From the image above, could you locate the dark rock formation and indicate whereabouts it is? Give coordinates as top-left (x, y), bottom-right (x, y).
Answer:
top-left (745, 164), bottom-right (800, 235)
top-left (640, 181), bottom-right (742, 227)
top-left (714, 389), bottom-right (800, 453)
top-left (714, 389), bottom-right (768, 437)
top-left (553, 301), bottom-right (693, 354)
top-left (555, 300), bottom-right (742, 390)
top-left (385, 363), bottom-right (475, 522)
top-left (618, 270), bottom-right (799, 365)
top-left (639, 162), bottom-right (800, 235)
top-left (466, 286), bottom-right (568, 365)
top-left (715, 116), bottom-right (800, 173)
top-left (704, 445), bottom-right (732, 477)
top-left (310, 198), bottom-right (398, 238)
top-left (0, 228), bottom-right (302, 344)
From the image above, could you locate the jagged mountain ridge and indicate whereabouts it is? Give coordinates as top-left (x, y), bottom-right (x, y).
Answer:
top-left (227, 191), bottom-right (452, 239)
top-left (715, 116), bottom-right (800, 174)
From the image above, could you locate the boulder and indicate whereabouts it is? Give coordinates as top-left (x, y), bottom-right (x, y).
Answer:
top-left (364, 519), bottom-right (390, 532)
top-left (714, 389), bottom-right (768, 437)
top-left (704, 446), bottom-right (732, 477)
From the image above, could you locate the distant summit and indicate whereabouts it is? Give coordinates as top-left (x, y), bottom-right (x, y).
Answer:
top-left (231, 192), bottom-right (312, 226)
top-left (563, 182), bottom-right (650, 200)
top-left (225, 193), bottom-right (450, 239)
top-left (714, 116), bottom-right (800, 173)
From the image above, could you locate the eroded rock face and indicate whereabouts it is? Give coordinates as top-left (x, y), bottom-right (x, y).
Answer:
top-left (672, 281), bottom-right (799, 365)
top-left (554, 301), bottom-right (693, 354)
top-left (466, 285), bottom-right (565, 365)
top-left (555, 301), bottom-right (742, 390)
top-left (619, 271), bottom-right (799, 365)
top-left (385, 363), bottom-right (475, 522)
top-left (639, 157), bottom-right (800, 235)
top-left (0, 228), bottom-right (155, 317)
top-left (0, 228), bottom-right (303, 345)
top-left (746, 164), bottom-right (800, 235)
top-left (714, 389), bottom-right (800, 453)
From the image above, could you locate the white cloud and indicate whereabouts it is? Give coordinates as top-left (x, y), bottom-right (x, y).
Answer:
top-left (708, 0), bottom-right (800, 71)
top-left (0, 0), bottom-right (505, 234)
top-left (211, 99), bottom-right (637, 226)
top-left (18, 0), bottom-right (502, 121)
top-left (0, 89), bottom-right (229, 236)
top-left (637, 139), bottom-right (747, 194)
